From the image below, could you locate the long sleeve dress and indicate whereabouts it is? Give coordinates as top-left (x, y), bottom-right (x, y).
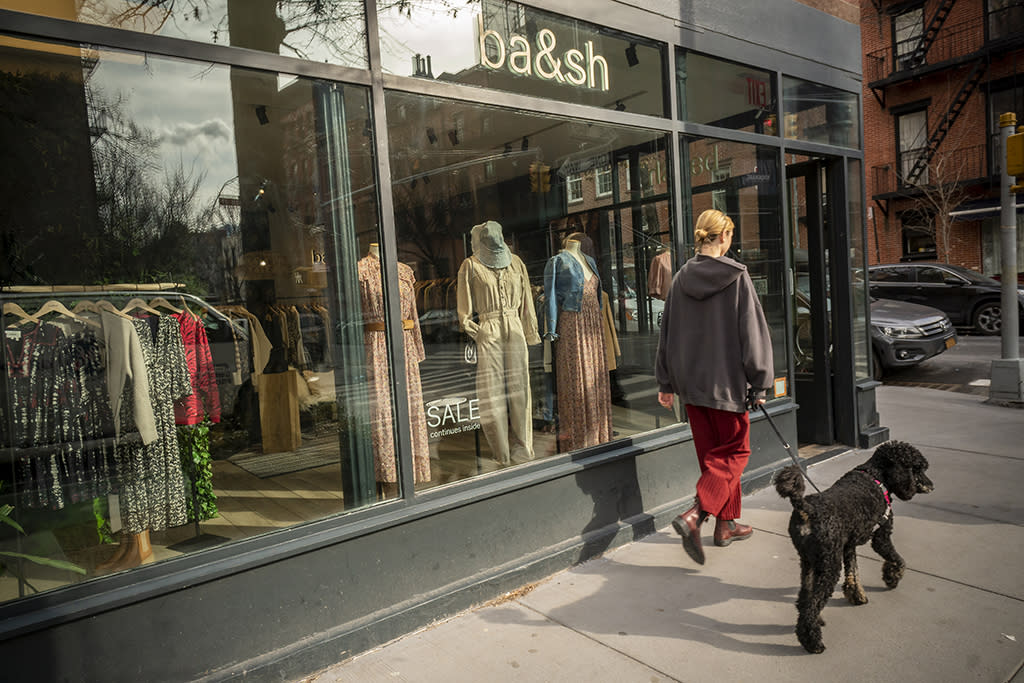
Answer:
top-left (358, 256), bottom-right (431, 484)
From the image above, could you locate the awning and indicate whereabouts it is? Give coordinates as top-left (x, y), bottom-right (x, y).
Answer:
top-left (950, 197), bottom-right (1024, 220)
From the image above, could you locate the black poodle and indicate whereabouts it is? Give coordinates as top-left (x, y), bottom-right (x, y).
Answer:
top-left (774, 440), bottom-right (933, 654)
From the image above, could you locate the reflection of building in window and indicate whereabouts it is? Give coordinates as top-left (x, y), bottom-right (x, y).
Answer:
top-left (596, 165), bottom-right (613, 197)
top-left (711, 165), bottom-right (731, 213)
top-left (567, 173), bottom-right (583, 202)
top-left (988, 0), bottom-right (1024, 41)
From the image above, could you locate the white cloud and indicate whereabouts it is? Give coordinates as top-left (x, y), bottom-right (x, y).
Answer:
top-left (159, 118), bottom-right (232, 146)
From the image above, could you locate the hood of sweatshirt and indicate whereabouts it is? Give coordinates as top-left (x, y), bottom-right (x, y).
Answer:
top-left (679, 254), bottom-right (746, 300)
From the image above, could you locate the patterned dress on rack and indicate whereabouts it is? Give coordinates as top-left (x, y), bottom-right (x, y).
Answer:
top-left (357, 256), bottom-right (431, 484)
top-left (555, 276), bottom-right (612, 452)
top-left (115, 315), bottom-right (193, 534)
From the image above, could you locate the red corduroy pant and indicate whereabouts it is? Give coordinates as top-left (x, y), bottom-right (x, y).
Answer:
top-left (684, 404), bottom-right (751, 520)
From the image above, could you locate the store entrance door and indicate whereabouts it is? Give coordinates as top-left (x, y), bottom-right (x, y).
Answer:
top-left (787, 159), bottom-right (835, 445)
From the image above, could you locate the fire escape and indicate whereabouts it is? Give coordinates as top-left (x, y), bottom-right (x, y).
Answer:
top-left (866, 0), bottom-right (993, 217)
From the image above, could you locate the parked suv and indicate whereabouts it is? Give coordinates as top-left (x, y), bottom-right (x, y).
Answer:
top-left (870, 297), bottom-right (957, 380)
top-left (867, 263), bottom-right (1024, 335)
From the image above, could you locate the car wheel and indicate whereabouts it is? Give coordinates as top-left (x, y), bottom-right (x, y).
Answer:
top-left (872, 349), bottom-right (884, 381)
top-left (973, 302), bottom-right (1001, 336)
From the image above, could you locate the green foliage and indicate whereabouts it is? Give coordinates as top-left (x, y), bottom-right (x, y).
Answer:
top-left (0, 498), bottom-right (86, 579)
top-left (178, 418), bottom-right (218, 522)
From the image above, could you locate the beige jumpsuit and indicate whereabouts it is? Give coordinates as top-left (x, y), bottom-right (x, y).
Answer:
top-left (456, 254), bottom-right (541, 464)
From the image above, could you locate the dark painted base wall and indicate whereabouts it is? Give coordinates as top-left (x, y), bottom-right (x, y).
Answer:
top-left (0, 408), bottom-right (802, 683)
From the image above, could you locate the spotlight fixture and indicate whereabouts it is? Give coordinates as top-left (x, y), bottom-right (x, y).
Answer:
top-left (625, 43), bottom-right (639, 67)
top-left (521, 136), bottom-right (529, 151)
top-left (503, 142), bottom-right (512, 156)
top-left (615, 100), bottom-right (626, 112)
top-left (448, 129), bottom-right (459, 145)
top-left (426, 127), bottom-right (438, 144)
top-left (255, 105), bottom-right (269, 125)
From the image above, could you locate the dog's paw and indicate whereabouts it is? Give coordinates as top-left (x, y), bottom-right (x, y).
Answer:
top-left (882, 560), bottom-right (904, 588)
top-left (843, 580), bottom-right (868, 605)
top-left (797, 620), bottom-right (826, 653)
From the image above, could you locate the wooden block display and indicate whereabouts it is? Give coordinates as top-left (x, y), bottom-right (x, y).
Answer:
top-left (259, 369), bottom-right (302, 453)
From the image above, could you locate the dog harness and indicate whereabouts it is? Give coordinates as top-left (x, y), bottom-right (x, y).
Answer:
top-left (856, 469), bottom-right (892, 524)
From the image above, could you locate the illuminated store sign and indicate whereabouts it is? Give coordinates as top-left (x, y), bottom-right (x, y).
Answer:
top-left (477, 14), bottom-right (611, 91)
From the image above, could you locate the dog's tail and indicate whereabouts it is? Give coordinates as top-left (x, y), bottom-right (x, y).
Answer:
top-left (774, 465), bottom-right (805, 508)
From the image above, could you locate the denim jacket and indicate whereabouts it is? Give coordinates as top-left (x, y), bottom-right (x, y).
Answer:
top-left (543, 250), bottom-right (602, 341)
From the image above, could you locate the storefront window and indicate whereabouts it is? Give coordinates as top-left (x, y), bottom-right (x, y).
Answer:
top-left (676, 50), bottom-right (777, 135)
top-left (0, 0), bottom-right (368, 67)
top-left (848, 159), bottom-right (870, 380)
top-left (0, 36), bottom-right (384, 601)
top-left (377, 0), bottom-right (667, 117)
top-left (386, 91), bottom-right (673, 485)
top-left (782, 76), bottom-right (860, 149)
top-left (685, 136), bottom-right (788, 384)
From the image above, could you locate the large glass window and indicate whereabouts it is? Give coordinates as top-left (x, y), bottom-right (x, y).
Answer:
top-left (685, 136), bottom-right (788, 386)
top-left (893, 6), bottom-right (925, 70)
top-left (677, 50), bottom-right (777, 135)
top-left (897, 109), bottom-right (929, 185)
top-left (377, 0), bottom-right (667, 117)
top-left (782, 76), bottom-right (860, 150)
top-left (848, 159), bottom-right (869, 381)
top-left (988, 0), bottom-right (1024, 41)
top-left (386, 91), bottom-right (673, 484)
top-left (0, 0), bottom-right (368, 67)
top-left (0, 36), bottom-right (385, 602)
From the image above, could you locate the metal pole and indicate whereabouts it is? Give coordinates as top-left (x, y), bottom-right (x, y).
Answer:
top-left (998, 114), bottom-right (1019, 360)
top-left (989, 113), bottom-right (1023, 404)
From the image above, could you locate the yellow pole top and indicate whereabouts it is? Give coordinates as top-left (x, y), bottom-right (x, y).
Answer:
top-left (1000, 112), bottom-right (1017, 127)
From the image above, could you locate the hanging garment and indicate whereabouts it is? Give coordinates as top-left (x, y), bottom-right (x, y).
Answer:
top-left (101, 310), bottom-right (158, 445)
top-left (599, 289), bottom-right (621, 372)
top-left (3, 322), bottom-right (117, 508)
top-left (115, 315), bottom-right (192, 534)
top-left (648, 250), bottom-right (673, 301)
top-left (358, 256), bottom-right (431, 484)
top-left (173, 311), bottom-right (221, 425)
top-left (456, 254), bottom-right (541, 465)
top-left (554, 276), bottom-right (612, 452)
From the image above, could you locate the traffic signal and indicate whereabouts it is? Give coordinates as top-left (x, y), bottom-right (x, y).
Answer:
top-left (528, 162), bottom-right (551, 193)
top-left (1008, 127), bottom-right (1024, 193)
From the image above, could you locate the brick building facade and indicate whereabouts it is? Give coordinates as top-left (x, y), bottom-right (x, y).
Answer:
top-left (861, 0), bottom-right (1024, 273)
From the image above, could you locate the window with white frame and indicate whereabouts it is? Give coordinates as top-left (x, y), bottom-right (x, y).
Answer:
top-left (567, 173), bottom-right (583, 202)
top-left (596, 165), bottom-right (613, 197)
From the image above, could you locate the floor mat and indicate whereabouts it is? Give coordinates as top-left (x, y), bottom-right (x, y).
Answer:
top-left (231, 441), bottom-right (338, 478)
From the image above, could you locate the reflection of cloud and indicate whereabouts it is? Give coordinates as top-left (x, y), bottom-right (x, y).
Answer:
top-left (159, 118), bottom-right (232, 145)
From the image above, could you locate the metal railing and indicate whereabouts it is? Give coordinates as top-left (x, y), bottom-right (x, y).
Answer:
top-left (866, 15), bottom-right (986, 84)
top-left (871, 143), bottom-right (988, 197)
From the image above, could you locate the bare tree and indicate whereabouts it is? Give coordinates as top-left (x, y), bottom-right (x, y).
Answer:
top-left (897, 144), bottom-right (977, 263)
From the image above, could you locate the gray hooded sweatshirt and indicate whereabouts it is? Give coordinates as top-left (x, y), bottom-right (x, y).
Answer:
top-left (655, 254), bottom-right (774, 413)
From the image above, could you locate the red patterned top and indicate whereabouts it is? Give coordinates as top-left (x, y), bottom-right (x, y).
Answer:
top-left (173, 311), bottom-right (221, 425)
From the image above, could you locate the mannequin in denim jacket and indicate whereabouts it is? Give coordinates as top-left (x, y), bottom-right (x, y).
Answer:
top-left (543, 239), bottom-right (602, 342)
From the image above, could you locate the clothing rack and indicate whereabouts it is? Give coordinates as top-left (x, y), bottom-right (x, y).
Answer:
top-left (1, 286), bottom-right (230, 555)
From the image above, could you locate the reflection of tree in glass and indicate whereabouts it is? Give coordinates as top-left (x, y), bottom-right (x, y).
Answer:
top-left (88, 87), bottom-right (213, 291)
top-left (73, 0), bottom-right (464, 65)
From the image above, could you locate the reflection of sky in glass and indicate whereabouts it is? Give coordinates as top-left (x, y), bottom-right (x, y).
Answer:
top-left (378, 2), bottom-right (478, 77)
top-left (24, 1), bottom-right (367, 68)
top-left (91, 52), bottom-right (239, 219)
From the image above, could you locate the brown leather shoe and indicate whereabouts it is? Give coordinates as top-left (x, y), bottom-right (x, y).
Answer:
top-left (671, 503), bottom-right (706, 565)
top-left (714, 519), bottom-right (753, 547)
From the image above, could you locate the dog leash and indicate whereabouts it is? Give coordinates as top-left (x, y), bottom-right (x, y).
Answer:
top-left (757, 403), bottom-right (822, 494)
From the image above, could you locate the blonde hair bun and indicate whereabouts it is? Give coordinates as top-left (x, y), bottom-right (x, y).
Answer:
top-left (694, 209), bottom-right (734, 245)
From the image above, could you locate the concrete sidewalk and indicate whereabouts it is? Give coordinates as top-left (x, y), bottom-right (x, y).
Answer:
top-left (307, 386), bottom-right (1024, 682)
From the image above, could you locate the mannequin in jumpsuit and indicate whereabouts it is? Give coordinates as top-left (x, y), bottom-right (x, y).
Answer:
top-left (456, 221), bottom-right (541, 465)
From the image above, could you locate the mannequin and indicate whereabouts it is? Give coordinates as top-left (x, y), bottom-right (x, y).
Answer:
top-left (358, 242), bottom-right (431, 496)
top-left (456, 220), bottom-right (541, 465)
top-left (543, 232), bottom-right (612, 452)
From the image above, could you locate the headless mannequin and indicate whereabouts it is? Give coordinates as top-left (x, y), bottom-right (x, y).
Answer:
top-left (563, 239), bottom-right (594, 281)
top-left (96, 528), bottom-right (153, 573)
top-left (367, 241), bottom-right (399, 499)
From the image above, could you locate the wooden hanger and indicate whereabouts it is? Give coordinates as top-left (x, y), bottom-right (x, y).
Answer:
top-left (32, 299), bottom-right (86, 322)
top-left (120, 297), bottom-right (162, 316)
top-left (3, 302), bottom-right (34, 321)
top-left (72, 300), bottom-right (102, 315)
top-left (149, 297), bottom-right (183, 314)
top-left (96, 300), bottom-right (133, 319)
